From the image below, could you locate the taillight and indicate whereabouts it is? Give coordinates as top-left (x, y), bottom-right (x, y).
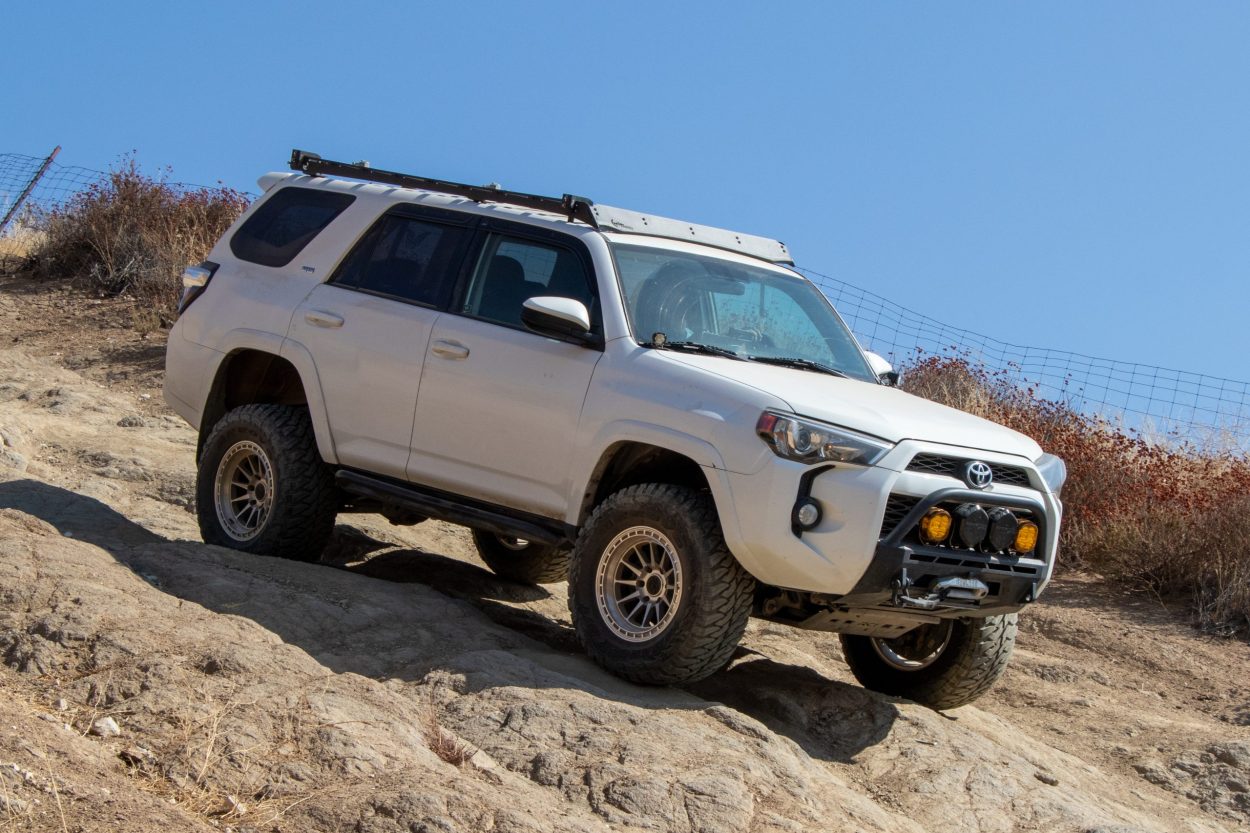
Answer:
top-left (177, 261), bottom-right (219, 314)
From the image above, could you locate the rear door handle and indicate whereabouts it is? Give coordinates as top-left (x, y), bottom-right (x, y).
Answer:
top-left (431, 339), bottom-right (470, 360)
top-left (304, 310), bottom-right (344, 329)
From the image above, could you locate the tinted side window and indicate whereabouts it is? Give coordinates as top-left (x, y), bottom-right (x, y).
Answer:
top-left (330, 214), bottom-right (470, 306)
top-left (230, 187), bottom-right (355, 267)
top-left (463, 234), bottom-right (597, 329)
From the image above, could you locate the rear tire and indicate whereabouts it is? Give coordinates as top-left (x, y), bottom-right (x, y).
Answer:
top-left (471, 530), bottom-right (571, 584)
top-left (196, 404), bottom-right (336, 562)
top-left (840, 614), bottom-right (1017, 710)
top-left (568, 484), bottom-right (754, 685)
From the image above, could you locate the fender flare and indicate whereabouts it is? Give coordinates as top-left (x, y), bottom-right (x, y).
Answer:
top-left (568, 420), bottom-right (749, 564)
top-left (200, 330), bottom-right (338, 464)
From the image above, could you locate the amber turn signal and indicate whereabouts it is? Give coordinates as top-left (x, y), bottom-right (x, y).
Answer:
top-left (1014, 521), bottom-right (1039, 553)
top-left (919, 508), bottom-right (953, 545)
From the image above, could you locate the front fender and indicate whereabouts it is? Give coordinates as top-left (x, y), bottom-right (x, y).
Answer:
top-left (566, 420), bottom-right (751, 573)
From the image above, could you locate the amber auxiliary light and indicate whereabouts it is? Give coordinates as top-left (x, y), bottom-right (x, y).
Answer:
top-left (1014, 520), bottom-right (1039, 553)
top-left (918, 508), bottom-right (952, 545)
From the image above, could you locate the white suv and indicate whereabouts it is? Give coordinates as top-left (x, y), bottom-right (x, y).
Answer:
top-left (164, 151), bottom-right (1065, 709)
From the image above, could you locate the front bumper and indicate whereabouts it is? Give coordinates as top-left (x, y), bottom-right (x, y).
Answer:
top-left (834, 487), bottom-right (1051, 616)
top-left (717, 440), bottom-right (1060, 603)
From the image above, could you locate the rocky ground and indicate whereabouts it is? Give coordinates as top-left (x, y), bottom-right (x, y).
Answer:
top-left (0, 275), bottom-right (1248, 832)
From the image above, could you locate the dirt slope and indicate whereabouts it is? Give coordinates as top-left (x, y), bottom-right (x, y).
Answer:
top-left (0, 279), bottom-right (1247, 832)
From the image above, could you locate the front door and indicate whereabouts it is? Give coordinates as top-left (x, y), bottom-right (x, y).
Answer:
top-left (407, 228), bottom-right (603, 518)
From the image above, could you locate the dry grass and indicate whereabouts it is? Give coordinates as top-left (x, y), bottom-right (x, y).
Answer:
top-left (25, 157), bottom-right (249, 320)
top-left (423, 708), bottom-right (473, 766)
top-left (0, 222), bottom-right (46, 275)
top-left (903, 353), bottom-right (1250, 636)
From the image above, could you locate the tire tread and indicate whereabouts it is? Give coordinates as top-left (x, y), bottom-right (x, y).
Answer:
top-left (568, 483), bottom-right (754, 685)
top-left (196, 404), bottom-right (336, 562)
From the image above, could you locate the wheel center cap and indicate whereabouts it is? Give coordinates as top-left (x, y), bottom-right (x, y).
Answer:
top-left (642, 573), bottom-right (665, 599)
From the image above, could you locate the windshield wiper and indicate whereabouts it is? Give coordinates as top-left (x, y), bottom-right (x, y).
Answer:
top-left (751, 356), bottom-right (848, 378)
top-left (646, 340), bottom-right (745, 360)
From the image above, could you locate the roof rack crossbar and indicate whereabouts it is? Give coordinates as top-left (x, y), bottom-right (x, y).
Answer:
top-left (289, 149), bottom-right (598, 227)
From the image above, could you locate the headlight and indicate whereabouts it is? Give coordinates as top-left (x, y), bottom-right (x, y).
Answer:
top-left (1035, 452), bottom-right (1067, 495)
top-left (756, 412), bottom-right (893, 466)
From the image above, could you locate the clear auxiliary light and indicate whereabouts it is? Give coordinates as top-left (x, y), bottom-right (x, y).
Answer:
top-left (756, 412), bottom-right (893, 466)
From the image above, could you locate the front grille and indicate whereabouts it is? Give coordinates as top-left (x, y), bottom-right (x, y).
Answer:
top-left (879, 494), bottom-right (921, 538)
top-left (906, 453), bottom-right (1031, 487)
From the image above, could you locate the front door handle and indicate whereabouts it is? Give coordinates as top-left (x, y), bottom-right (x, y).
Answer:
top-left (431, 339), bottom-right (470, 360)
top-left (304, 310), bottom-right (344, 329)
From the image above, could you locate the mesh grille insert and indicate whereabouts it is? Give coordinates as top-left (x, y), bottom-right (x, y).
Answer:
top-left (879, 494), bottom-right (921, 538)
top-left (906, 454), bottom-right (1031, 487)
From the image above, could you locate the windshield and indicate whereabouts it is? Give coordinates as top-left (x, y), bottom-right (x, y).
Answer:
top-left (610, 242), bottom-right (876, 382)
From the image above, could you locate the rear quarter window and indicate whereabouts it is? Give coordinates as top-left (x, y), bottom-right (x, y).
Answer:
top-left (230, 187), bottom-right (355, 267)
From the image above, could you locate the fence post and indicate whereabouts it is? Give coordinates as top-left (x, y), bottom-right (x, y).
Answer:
top-left (0, 145), bottom-right (61, 235)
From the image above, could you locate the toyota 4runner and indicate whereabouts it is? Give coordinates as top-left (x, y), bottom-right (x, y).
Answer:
top-left (164, 150), bottom-right (1066, 709)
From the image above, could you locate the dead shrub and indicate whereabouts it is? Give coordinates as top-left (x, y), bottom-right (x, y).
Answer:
top-left (423, 710), bottom-right (472, 766)
top-left (28, 157), bottom-right (249, 319)
top-left (901, 353), bottom-right (1250, 636)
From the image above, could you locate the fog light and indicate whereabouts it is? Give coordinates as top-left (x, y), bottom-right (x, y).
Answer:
top-left (955, 504), bottom-right (989, 548)
top-left (987, 507), bottom-right (1019, 551)
top-left (918, 508), bottom-right (952, 545)
top-left (1014, 521), bottom-right (1039, 553)
top-left (794, 499), bottom-right (821, 529)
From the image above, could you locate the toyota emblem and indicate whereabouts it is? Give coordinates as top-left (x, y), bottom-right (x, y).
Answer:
top-left (963, 460), bottom-right (993, 489)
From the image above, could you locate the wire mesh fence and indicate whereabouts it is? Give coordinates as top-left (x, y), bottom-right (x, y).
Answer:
top-left (0, 151), bottom-right (250, 224)
top-left (2, 150), bottom-right (1247, 452)
top-left (801, 267), bottom-right (1250, 454)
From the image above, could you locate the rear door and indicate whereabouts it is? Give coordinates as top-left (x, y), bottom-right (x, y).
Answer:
top-left (288, 206), bottom-right (473, 478)
top-left (407, 221), bottom-right (603, 518)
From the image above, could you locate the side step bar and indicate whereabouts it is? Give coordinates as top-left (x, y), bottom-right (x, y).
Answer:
top-left (335, 470), bottom-right (574, 548)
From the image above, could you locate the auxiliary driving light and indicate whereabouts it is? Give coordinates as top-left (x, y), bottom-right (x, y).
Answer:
top-left (918, 508), bottom-right (952, 545)
top-left (1014, 520), bottom-right (1039, 553)
top-left (986, 507), bottom-right (1019, 552)
top-left (955, 504), bottom-right (990, 548)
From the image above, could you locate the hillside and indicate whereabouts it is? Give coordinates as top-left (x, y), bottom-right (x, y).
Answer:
top-left (0, 275), bottom-right (1247, 832)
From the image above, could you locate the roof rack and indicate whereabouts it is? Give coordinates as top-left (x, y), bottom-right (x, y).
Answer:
top-left (290, 149), bottom-right (597, 227)
top-left (288, 150), bottom-right (794, 265)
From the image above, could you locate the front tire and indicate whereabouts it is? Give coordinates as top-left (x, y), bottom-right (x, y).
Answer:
top-left (196, 404), bottom-right (336, 561)
top-left (568, 484), bottom-right (754, 685)
top-left (840, 614), bottom-right (1017, 709)
top-left (471, 530), bottom-right (571, 584)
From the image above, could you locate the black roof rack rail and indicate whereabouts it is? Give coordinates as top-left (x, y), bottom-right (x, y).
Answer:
top-left (289, 149), bottom-right (598, 228)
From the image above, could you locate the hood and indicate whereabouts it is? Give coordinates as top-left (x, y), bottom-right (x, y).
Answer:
top-left (663, 353), bottom-right (1044, 460)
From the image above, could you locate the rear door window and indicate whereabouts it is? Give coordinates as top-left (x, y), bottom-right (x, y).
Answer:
top-left (330, 213), bottom-right (471, 307)
top-left (230, 187), bottom-right (355, 267)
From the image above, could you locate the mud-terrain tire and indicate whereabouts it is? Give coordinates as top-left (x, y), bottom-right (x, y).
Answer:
top-left (840, 614), bottom-right (1017, 710)
top-left (471, 530), bottom-right (571, 584)
top-left (196, 404), bottom-right (336, 562)
top-left (568, 484), bottom-right (755, 685)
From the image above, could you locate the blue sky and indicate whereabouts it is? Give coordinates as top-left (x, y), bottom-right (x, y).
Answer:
top-left (4, 1), bottom-right (1249, 381)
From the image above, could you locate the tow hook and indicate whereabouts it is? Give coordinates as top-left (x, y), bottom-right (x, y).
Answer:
top-left (893, 574), bottom-right (990, 610)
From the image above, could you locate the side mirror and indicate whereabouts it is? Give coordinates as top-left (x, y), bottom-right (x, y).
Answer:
top-left (521, 296), bottom-right (593, 344)
top-left (865, 351), bottom-right (899, 386)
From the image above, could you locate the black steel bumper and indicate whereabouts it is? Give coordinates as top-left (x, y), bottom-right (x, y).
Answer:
top-left (838, 487), bottom-right (1053, 616)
